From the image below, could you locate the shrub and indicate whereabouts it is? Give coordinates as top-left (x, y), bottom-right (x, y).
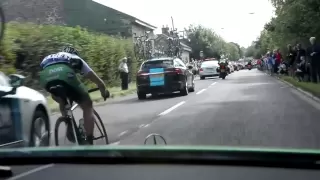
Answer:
top-left (0, 22), bottom-right (138, 90)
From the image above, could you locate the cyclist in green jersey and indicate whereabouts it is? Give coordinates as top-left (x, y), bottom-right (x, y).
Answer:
top-left (39, 46), bottom-right (108, 145)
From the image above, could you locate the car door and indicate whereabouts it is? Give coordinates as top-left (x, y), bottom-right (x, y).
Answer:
top-left (0, 73), bottom-right (23, 148)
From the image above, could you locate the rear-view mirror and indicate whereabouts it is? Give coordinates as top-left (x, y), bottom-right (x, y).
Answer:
top-left (8, 74), bottom-right (25, 88)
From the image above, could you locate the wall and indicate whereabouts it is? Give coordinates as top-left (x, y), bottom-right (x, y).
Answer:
top-left (181, 51), bottom-right (190, 63)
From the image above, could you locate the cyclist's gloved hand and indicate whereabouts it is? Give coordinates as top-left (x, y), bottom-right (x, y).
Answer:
top-left (101, 89), bottom-right (110, 101)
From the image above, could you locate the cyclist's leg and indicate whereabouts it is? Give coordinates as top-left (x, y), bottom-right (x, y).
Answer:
top-left (67, 77), bottom-right (96, 144)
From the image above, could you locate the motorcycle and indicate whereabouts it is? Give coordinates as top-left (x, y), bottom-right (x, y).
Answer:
top-left (247, 64), bottom-right (252, 70)
top-left (219, 64), bottom-right (227, 79)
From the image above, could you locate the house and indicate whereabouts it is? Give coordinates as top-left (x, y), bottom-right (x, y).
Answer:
top-left (3, 0), bottom-right (157, 39)
top-left (154, 26), bottom-right (192, 63)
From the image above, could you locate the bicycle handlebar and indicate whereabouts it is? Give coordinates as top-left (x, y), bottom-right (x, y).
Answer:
top-left (88, 87), bottom-right (110, 101)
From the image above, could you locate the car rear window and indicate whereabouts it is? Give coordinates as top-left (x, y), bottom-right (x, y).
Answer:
top-left (141, 60), bottom-right (174, 70)
top-left (201, 61), bottom-right (219, 67)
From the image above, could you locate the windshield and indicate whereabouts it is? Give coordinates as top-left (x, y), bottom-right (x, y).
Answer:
top-left (1, 0), bottom-right (320, 168)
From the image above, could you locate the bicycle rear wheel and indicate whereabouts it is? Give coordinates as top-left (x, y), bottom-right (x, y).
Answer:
top-left (93, 109), bottom-right (109, 144)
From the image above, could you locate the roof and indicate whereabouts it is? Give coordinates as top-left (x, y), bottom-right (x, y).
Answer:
top-left (93, 1), bottom-right (157, 30)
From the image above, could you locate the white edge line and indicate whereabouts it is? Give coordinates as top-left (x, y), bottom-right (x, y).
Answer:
top-left (144, 124), bottom-right (150, 127)
top-left (110, 141), bottom-right (120, 145)
top-left (196, 89), bottom-right (206, 95)
top-left (211, 82), bottom-right (217, 86)
top-left (8, 164), bottom-right (54, 180)
top-left (118, 130), bottom-right (128, 137)
top-left (158, 101), bottom-right (186, 116)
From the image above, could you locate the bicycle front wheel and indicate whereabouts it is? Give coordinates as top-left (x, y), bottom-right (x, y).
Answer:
top-left (93, 109), bottom-right (109, 144)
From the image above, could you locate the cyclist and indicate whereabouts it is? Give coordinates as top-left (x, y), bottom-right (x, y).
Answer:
top-left (39, 46), bottom-right (108, 145)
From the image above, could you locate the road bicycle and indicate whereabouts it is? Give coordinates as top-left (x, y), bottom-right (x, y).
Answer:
top-left (0, 6), bottom-right (5, 43)
top-left (49, 85), bottom-right (109, 146)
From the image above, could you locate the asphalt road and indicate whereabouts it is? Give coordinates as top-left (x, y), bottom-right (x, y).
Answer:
top-left (49, 69), bottom-right (320, 148)
top-left (6, 69), bottom-right (320, 179)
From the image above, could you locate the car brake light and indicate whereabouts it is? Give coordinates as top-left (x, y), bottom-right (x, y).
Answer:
top-left (199, 68), bottom-right (203, 71)
top-left (165, 68), bottom-right (183, 74)
top-left (137, 71), bottom-right (148, 76)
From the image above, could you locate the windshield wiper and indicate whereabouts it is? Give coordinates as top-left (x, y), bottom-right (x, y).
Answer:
top-left (0, 87), bottom-right (16, 99)
top-left (0, 166), bottom-right (13, 178)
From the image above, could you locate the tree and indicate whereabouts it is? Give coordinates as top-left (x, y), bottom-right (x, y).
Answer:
top-left (254, 0), bottom-right (320, 56)
top-left (185, 25), bottom-right (236, 60)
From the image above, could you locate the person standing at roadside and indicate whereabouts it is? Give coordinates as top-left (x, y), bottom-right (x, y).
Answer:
top-left (287, 44), bottom-right (296, 77)
top-left (307, 37), bottom-right (320, 83)
top-left (274, 49), bottom-right (282, 74)
top-left (118, 57), bottom-right (129, 90)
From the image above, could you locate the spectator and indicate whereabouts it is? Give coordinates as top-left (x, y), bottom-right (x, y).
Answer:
top-left (118, 57), bottom-right (129, 90)
top-left (274, 48), bottom-right (282, 74)
top-left (287, 44), bottom-right (296, 76)
top-left (307, 37), bottom-right (320, 83)
top-left (295, 43), bottom-right (308, 81)
top-left (267, 52), bottom-right (274, 75)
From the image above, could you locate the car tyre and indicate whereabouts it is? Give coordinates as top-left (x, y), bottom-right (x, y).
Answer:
top-left (200, 76), bottom-right (205, 80)
top-left (137, 92), bottom-right (146, 100)
top-left (29, 109), bottom-right (50, 147)
top-left (180, 81), bottom-right (188, 96)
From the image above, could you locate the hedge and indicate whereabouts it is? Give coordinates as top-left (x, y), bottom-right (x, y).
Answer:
top-left (0, 22), bottom-right (138, 91)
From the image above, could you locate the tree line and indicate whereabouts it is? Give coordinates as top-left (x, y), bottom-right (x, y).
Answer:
top-left (245, 0), bottom-right (320, 58)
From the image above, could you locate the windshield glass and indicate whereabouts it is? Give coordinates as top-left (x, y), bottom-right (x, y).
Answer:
top-left (141, 60), bottom-right (174, 70)
top-left (1, 0), bottom-right (320, 166)
top-left (201, 61), bottom-right (219, 67)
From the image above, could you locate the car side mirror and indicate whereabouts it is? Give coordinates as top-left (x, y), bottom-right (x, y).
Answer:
top-left (8, 74), bottom-right (25, 88)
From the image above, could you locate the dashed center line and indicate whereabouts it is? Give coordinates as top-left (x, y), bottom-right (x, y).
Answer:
top-left (196, 89), bottom-right (206, 95)
top-left (158, 101), bottom-right (186, 116)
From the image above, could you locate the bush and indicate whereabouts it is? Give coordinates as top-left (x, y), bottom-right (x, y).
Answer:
top-left (0, 22), bottom-right (138, 90)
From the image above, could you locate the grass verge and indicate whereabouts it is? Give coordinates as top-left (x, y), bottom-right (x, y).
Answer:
top-left (47, 83), bottom-right (136, 113)
top-left (281, 76), bottom-right (320, 98)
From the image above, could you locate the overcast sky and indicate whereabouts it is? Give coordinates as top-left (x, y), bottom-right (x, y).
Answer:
top-left (94, 0), bottom-right (274, 47)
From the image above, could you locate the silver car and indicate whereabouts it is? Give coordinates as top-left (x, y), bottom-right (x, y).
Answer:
top-left (199, 61), bottom-right (219, 80)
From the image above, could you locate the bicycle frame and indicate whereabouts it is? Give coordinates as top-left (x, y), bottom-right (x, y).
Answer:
top-left (64, 100), bottom-right (83, 145)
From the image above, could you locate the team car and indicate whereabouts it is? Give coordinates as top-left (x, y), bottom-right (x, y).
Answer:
top-left (0, 72), bottom-right (51, 148)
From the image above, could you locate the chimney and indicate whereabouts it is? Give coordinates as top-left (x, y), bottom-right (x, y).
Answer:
top-left (161, 25), bottom-right (169, 35)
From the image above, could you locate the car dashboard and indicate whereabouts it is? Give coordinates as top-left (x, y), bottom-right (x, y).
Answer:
top-left (6, 164), bottom-right (320, 180)
top-left (1, 134), bottom-right (320, 180)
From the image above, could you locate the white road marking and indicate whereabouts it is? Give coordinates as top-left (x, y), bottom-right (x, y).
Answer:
top-left (7, 164), bottom-right (54, 180)
top-left (210, 82), bottom-right (217, 86)
top-left (144, 124), bottom-right (150, 127)
top-left (139, 124), bottom-right (145, 128)
top-left (158, 101), bottom-right (186, 116)
top-left (110, 141), bottom-right (120, 145)
top-left (118, 130), bottom-right (128, 137)
top-left (196, 89), bottom-right (206, 95)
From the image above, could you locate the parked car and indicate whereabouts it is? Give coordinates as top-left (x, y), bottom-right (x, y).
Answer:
top-left (136, 57), bottom-right (195, 99)
top-left (199, 60), bottom-right (220, 80)
top-left (0, 72), bottom-right (50, 148)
